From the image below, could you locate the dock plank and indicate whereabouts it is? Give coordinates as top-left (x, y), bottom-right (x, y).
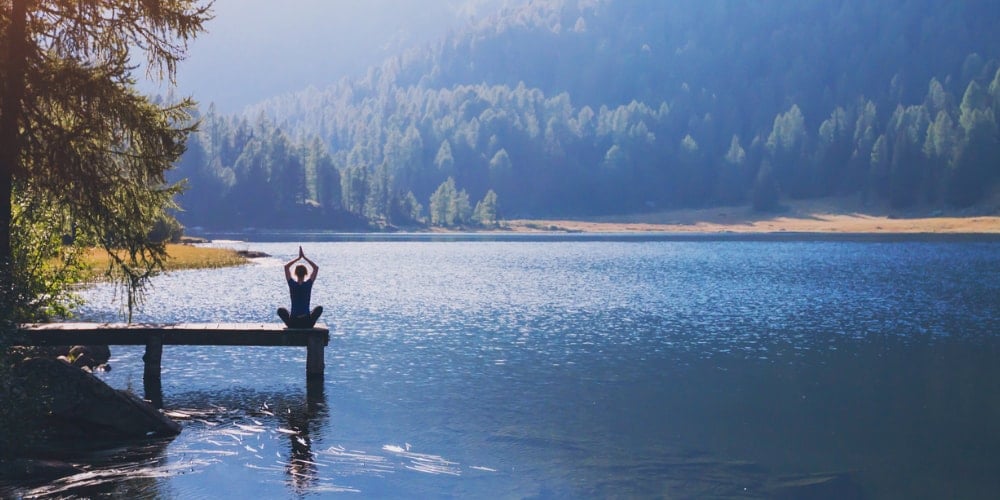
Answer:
top-left (15, 322), bottom-right (333, 388)
top-left (17, 323), bottom-right (330, 347)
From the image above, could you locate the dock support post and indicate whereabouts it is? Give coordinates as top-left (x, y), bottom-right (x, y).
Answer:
top-left (143, 333), bottom-right (163, 379)
top-left (306, 331), bottom-right (325, 379)
top-left (142, 334), bottom-right (164, 408)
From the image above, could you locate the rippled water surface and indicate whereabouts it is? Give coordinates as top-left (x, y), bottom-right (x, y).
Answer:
top-left (9, 237), bottom-right (1000, 498)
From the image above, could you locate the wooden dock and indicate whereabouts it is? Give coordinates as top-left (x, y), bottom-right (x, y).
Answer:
top-left (16, 322), bottom-right (331, 381)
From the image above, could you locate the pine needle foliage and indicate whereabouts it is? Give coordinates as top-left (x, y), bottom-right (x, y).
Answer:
top-left (0, 0), bottom-right (212, 321)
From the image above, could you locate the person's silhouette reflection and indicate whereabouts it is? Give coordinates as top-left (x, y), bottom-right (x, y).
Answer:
top-left (284, 380), bottom-right (326, 491)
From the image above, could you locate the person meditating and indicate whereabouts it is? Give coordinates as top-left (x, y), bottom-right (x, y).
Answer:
top-left (278, 246), bottom-right (323, 328)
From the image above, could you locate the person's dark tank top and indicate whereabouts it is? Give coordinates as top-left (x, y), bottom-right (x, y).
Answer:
top-left (288, 278), bottom-right (313, 316)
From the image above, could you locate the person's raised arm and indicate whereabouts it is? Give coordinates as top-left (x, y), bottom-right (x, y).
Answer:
top-left (301, 253), bottom-right (319, 281)
top-left (284, 255), bottom-right (299, 281)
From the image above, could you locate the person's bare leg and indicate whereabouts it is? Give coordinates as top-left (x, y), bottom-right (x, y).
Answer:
top-left (278, 307), bottom-right (292, 327)
top-left (307, 306), bottom-right (324, 328)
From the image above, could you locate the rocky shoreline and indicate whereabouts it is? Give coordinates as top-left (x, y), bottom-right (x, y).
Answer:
top-left (0, 348), bottom-right (179, 484)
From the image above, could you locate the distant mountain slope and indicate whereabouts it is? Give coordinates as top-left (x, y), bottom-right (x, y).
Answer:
top-left (250, 0), bottom-right (1000, 130)
top-left (146, 0), bottom-right (523, 112)
top-left (172, 0), bottom-right (1000, 229)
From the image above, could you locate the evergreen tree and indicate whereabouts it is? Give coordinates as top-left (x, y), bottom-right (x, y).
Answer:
top-left (268, 128), bottom-right (305, 215)
top-left (306, 138), bottom-right (341, 213)
top-left (923, 110), bottom-right (958, 202)
top-left (451, 188), bottom-right (473, 225)
top-left (887, 105), bottom-right (930, 207)
top-left (717, 135), bottom-right (748, 203)
top-left (365, 160), bottom-right (392, 222)
top-left (0, 0), bottom-right (211, 319)
top-left (392, 191), bottom-right (424, 224)
top-left (751, 161), bottom-right (780, 212)
top-left (341, 164), bottom-right (369, 214)
top-left (724, 134), bottom-right (747, 165)
top-left (950, 81), bottom-right (999, 205)
top-left (925, 78), bottom-right (951, 117)
top-left (959, 81), bottom-right (990, 133)
top-left (429, 177), bottom-right (457, 226)
top-left (869, 134), bottom-right (890, 200)
top-left (473, 189), bottom-right (500, 227)
top-left (766, 105), bottom-right (810, 197)
top-left (989, 68), bottom-right (1000, 110)
top-left (816, 107), bottom-right (853, 195)
top-left (848, 99), bottom-right (879, 195)
top-left (232, 138), bottom-right (271, 221)
top-left (488, 148), bottom-right (513, 186)
top-left (435, 140), bottom-right (456, 173)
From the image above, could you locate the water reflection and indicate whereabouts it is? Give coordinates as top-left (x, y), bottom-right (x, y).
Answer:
top-left (284, 379), bottom-right (326, 491)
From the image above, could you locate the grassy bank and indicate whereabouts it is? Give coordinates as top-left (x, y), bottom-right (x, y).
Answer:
top-left (80, 244), bottom-right (248, 279)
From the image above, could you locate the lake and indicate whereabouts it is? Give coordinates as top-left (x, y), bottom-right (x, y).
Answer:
top-left (6, 235), bottom-right (1000, 498)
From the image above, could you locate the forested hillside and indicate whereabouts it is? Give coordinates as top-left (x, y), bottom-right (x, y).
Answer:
top-left (170, 0), bottom-right (1000, 230)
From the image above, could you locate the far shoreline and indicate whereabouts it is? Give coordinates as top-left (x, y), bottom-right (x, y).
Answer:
top-left (497, 198), bottom-right (1000, 235)
top-left (188, 199), bottom-right (1000, 239)
top-left (500, 212), bottom-right (1000, 235)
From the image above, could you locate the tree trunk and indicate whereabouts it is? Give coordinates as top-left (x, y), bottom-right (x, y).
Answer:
top-left (0, 0), bottom-right (29, 269)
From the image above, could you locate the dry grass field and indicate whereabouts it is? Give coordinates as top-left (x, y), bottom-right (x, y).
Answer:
top-left (80, 244), bottom-right (247, 279)
top-left (504, 198), bottom-right (1000, 234)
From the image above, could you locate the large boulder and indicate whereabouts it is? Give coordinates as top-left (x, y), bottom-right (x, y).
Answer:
top-left (14, 357), bottom-right (179, 441)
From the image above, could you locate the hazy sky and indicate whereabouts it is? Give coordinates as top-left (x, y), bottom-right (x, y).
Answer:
top-left (144, 0), bottom-right (522, 112)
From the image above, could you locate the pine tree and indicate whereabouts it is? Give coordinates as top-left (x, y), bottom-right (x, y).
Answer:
top-left (751, 161), bottom-right (780, 212)
top-left (306, 138), bottom-right (341, 214)
top-left (429, 177), bottom-right (457, 226)
top-left (435, 140), bottom-right (455, 173)
top-left (816, 107), bottom-right (853, 195)
top-left (0, 0), bottom-right (211, 319)
top-left (949, 81), bottom-right (999, 205)
top-left (365, 160), bottom-right (392, 223)
top-left (765, 105), bottom-right (809, 197)
top-left (451, 189), bottom-right (472, 226)
top-left (340, 164), bottom-right (369, 215)
top-left (923, 110), bottom-right (958, 203)
top-left (989, 68), bottom-right (1000, 110)
top-left (392, 191), bottom-right (423, 224)
top-left (473, 190), bottom-right (500, 227)
top-left (717, 135), bottom-right (748, 203)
